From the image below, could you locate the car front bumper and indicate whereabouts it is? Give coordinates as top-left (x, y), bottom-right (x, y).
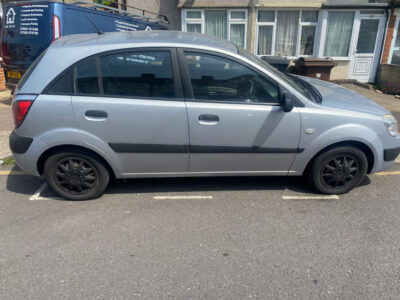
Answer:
top-left (384, 146), bottom-right (400, 162)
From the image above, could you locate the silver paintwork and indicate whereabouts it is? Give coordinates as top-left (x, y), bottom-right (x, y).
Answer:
top-left (12, 31), bottom-right (400, 179)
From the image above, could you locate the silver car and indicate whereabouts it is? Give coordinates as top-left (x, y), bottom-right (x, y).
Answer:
top-left (9, 31), bottom-right (400, 200)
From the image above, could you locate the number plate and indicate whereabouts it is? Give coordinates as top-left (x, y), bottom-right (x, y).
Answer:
top-left (7, 71), bottom-right (21, 79)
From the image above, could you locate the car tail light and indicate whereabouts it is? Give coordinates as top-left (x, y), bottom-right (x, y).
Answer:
top-left (12, 100), bottom-right (33, 127)
top-left (53, 15), bottom-right (61, 41)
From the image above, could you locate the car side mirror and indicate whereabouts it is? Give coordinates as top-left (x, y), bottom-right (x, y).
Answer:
top-left (280, 90), bottom-right (295, 113)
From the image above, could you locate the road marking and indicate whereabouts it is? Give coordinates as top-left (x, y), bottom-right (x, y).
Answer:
top-left (28, 182), bottom-right (64, 201)
top-left (282, 195), bottom-right (339, 200)
top-left (0, 170), bottom-right (26, 175)
top-left (375, 171), bottom-right (400, 176)
top-left (29, 182), bottom-right (49, 201)
top-left (153, 195), bottom-right (213, 200)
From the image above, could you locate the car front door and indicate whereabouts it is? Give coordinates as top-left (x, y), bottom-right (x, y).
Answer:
top-left (71, 48), bottom-right (189, 175)
top-left (179, 50), bottom-right (301, 174)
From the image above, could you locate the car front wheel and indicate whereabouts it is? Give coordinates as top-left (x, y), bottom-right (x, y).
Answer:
top-left (307, 146), bottom-right (368, 194)
top-left (44, 151), bottom-right (110, 200)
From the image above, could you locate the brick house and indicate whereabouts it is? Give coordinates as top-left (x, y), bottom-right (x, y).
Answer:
top-left (178, 0), bottom-right (392, 83)
top-left (0, 0), bottom-right (395, 86)
top-left (378, 0), bottom-right (400, 90)
top-left (117, 0), bottom-right (396, 83)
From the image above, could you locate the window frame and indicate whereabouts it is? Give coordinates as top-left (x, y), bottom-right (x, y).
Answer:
top-left (43, 48), bottom-right (184, 100)
top-left (255, 9), bottom-right (320, 59)
top-left (181, 9), bottom-right (248, 49)
top-left (317, 9), bottom-right (357, 60)
top-left (177, 48), bottom-right (282, 106)
top-left (389, 15), bottom-right (400, 65)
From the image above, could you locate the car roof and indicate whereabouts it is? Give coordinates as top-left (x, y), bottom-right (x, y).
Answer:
top-left (53, 30), bottom-right (239, 54)
top-left (20, 31), bottom-right (239, 94)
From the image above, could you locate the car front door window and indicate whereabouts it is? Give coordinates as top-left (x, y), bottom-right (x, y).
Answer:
top-left (184, 52), bottom-right (280, 104)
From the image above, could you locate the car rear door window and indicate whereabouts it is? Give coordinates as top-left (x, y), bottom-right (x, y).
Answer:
top-left (76, 59), bottom-right (100, 95)
top-left (184, 52), bottom-right (279, 104)
top-left (99, 51), bottom-right (175, 99)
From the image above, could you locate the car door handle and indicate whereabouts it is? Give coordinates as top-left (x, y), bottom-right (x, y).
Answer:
top-left (85, 110), bottom-right (108, 121)
top-left (198, 114), bottom-right (219, 123)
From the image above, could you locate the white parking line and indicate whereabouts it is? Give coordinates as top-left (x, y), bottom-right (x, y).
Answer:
top-left (282, 195), bottom-right (339, 200)
top-left (29, 182), bottom-right (49, 201)
top-left (153, 195), bottom-right (213, 200)
top-left (29, 182), bottom-right (63, 201)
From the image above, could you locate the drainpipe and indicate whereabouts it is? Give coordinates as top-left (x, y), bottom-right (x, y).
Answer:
top-left (375, 2), bottom-right (392, 83)
top-left (250, 0), bottom-right (255, 53)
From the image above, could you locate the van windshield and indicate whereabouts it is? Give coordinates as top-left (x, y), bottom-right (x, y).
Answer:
top-left (238, 47), bottom-right (310, 99)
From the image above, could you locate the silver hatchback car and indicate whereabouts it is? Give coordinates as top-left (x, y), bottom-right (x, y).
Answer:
top-left (10, 31), bottom-right (400, 200)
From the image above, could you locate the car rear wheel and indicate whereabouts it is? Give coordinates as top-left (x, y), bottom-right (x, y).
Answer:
top-left (44, 151), bottom-right (109, 200)
top-left (307, 146), bottom-right (368, 194)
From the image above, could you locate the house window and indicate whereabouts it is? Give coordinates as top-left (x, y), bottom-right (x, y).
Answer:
top-left (323, 11), bottom-right (355, 57)
top-left (389, 17), bottom-right (400, 65)
top-left (182, 9), bottom-right (248, 48)
top-left (256, 10), bottom-right (319, 57)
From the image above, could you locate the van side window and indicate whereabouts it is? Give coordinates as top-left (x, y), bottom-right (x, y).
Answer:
top-left (99, 51), bottom-right (175, 98)
top-left (184, 52), bottom-right (279, 104)
top-left (46, 68), bottom-right (74, 94)
top-left (76, 59), bottom-right (100, 95)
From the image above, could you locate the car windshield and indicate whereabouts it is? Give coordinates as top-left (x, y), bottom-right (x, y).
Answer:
top-left (238, 47), bottom-right (310, 100)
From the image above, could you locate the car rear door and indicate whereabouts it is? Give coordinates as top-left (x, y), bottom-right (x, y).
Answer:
top-left (71, 48), bottom-right (189, 175)
top-left (179, 49), bottom-right (301, 174)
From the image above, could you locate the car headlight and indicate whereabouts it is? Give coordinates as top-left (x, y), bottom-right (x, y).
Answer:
top-left (383, 114), bottom-right (399, 137)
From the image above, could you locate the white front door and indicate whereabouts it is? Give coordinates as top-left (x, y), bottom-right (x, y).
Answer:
top-left (349, 14), bottom-right (385, 83)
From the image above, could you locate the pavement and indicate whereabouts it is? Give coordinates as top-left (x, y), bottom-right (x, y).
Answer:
top-left (0, 163), bottom-right (400, 299)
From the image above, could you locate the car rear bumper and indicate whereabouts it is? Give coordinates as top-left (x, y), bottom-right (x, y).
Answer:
top-left (9, 130), bottom-right (33, 154)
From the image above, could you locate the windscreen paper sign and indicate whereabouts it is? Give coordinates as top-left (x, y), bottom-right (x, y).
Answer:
top-left (5, 4), bottom-right (49, 36)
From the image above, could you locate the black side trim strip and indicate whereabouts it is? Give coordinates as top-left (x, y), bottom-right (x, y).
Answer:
top-left (190, 145), bottom-right (304, 154)
top-left (109, 143), bottom-right (304, 154)
top-left (9, 131), bottom-right (33, 154)
top-left (109, 143), bottom-right (189, 153)
top-left (384, 147), bottom-right (400, 161)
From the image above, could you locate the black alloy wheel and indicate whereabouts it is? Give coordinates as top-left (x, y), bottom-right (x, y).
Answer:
top-left (320, 154), bottom-right (359, 189)
top-left (307, 146), bottom-right (368, 194)
top-left (54, 157), bottom-right (98, 195)
top-left (44, 151), bottom-right (110, 200)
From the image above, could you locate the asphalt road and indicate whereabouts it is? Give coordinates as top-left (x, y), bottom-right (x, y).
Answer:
top-left (0, 163), bottom-right (399, 299)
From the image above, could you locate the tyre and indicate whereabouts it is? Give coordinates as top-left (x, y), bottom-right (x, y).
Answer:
top-left (307, 146), bottom-right (368, 194)
top-left (44, 151), bottom-right (110, 200)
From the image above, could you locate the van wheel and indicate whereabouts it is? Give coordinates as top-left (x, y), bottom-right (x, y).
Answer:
top-left (44, 152), bottom-right (109, 200)
top-left (307, 147), bottom-right (368, 194)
